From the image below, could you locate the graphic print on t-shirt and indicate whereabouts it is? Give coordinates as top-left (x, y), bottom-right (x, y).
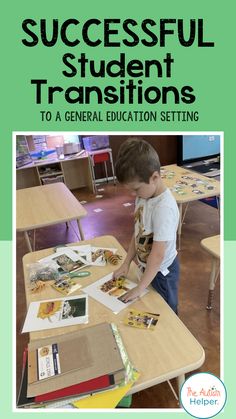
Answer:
top-left (134, 205), bottom-right (153, 263)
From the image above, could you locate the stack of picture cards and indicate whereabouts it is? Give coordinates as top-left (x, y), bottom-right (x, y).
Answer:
top-left (17, 323), bottom-right (128, 408)
top-left (82, 273), bottom-right (148, 314)
top-left (39, 248), bottom-right (89, 274)
top-left (51, 274), bottom-right (82, 296)
top-left (54, 245), bottom-right (118, 267)
top-left (53, 245), bottom-right (92, 265)
top-left (22, 294), bottom-right (88, 333)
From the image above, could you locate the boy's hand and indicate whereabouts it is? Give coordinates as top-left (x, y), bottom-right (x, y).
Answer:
top-left (119, 285), bottom-right (142, 303)
top-left (113, 262), bottom-right (129, 279)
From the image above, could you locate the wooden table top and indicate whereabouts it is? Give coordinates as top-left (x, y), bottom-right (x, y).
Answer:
top-left (22, 235), bottom-right (205, 393)
top-left (16, 150), bottom-right (90, 171)
top-left (201, 235), bottom-right (220, 259)
top-left (162, 164), bottom-right (220, 204)
top-left (16, 183), bottom-right (87, 231)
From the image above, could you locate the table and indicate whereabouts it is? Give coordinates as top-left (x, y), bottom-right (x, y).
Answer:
top-left (161, 164), bottom-right (220, 248)
top-left (17, 183), bottom-right (87, 252)
top-left (201, 235), bottom-right (220, 309)
top-left (22, 235), bottom-right (205, 400)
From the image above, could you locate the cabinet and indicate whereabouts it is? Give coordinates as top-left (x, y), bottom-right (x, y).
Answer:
top-left (37, 162), bottom-right (64, 184)
top-left (16, 154), bottom-right (94, 192)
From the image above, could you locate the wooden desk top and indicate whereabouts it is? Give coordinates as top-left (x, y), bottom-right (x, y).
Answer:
top-left (22, 235), bottom-right (205, 393)
top-left (16, 183), bottom-right (87, 231)
top-left (88, 148), bottom-right (112, 155)
top-left (16, 150), bottom-right (89, 171)
top-left (162, 164), bottom-right (220, 204)
top-left (201, 235), bottom-right (220, 259)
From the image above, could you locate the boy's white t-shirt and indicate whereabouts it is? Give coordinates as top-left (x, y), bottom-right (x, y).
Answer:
top-left (134, 188), bottom-right (179, 276)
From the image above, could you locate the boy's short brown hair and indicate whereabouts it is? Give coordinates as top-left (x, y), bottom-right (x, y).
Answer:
top-left (115, 138), bottom-right (161, 183)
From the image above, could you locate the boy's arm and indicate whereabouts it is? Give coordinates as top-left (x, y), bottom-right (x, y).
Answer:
top-left (120, 241), bottom-right (166, 302)
top-left (123, 233), bottom-right (136, 266)
top-left (113, 234), bottom-right (136, 278)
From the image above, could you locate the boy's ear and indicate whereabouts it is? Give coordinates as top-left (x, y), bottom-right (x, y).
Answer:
top-left (150, 171), bottom-right (160, 182)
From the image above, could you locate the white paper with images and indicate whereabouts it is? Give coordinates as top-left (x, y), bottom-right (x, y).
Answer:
top-left (56, 245), bottom-right (92, 263)
top-left (82, 273), bottom-right (148, 314)
top-left (22, 294), bottom-right (88, 333)
top-left (39, 248), bottom-right (89, 272)
top-left (39, 248), bottom-right (80, 267)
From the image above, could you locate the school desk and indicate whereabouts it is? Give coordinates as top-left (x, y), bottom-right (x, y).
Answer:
top-left (201, 235), bottom-right (220, 309)
top-left (16, 150), bottom-right (94, 192)
top-left (161, 164), bottom-right (220, 248)
top-left (22, 235), bottom-right (205, 400)
top-left (16, 183), bottom-right (87, 252)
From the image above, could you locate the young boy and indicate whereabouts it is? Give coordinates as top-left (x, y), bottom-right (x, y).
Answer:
top-left (114, 138), bottom-right (180, 313)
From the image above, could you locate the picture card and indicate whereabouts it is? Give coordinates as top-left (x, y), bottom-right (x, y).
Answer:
top-left (51, 275), bottom-right (82, 296)
top-left (90, 247), bottom-right (118, 266)
top-left (22, 295), bottom-right (88, 333)
top-left (123, 309), bottom-right (160, 330)
top-left (82, 273), bottom-right (148, 314)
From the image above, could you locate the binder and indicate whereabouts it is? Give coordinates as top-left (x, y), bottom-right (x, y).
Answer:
top-left (17, 352), bottom-right (117, 407)
top-left (16, 351), bottom-right (115, 408)
top-left (73, 371), bottom-right (140, 409)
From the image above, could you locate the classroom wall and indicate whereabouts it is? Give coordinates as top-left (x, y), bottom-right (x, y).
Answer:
top-left (25, 134), bottom-right (178, 181)
top-left (94, 135), bottom-right (178, 179)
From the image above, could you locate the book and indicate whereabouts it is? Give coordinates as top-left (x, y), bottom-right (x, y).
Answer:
top-left (72, 371), bottom-right (140, 409)
top-left (35, 374), bottom-right (115, 404)
top-left (17, 350), bottom-right (117, 407)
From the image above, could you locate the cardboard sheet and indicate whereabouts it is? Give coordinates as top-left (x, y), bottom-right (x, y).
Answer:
top-left (28, 335), bottom-right (92, 384)
top-left (27, 323), bottom-right (125, 398)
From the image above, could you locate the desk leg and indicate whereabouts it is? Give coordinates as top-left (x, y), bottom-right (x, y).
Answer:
top-left (109, 150), bottom-right (116, 185)
top-left (177, 203), bottom-right (183, 250)
top-left (77, 220), bottom-right (85, 241)
top-left (88, 156), bottom-right (97, 194)
top-left (32, 229), bottom-right (36, 251)
top-left (206, 258), bottom-right (220, 310)
top-left (167, 380), bottom-right (179, 401)
top-left (177, 374), bottom-right (185, 401)
top-left (24, 231), bottom-right (32, 252)
top-left (104, 161), bottom-right (108, 182)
